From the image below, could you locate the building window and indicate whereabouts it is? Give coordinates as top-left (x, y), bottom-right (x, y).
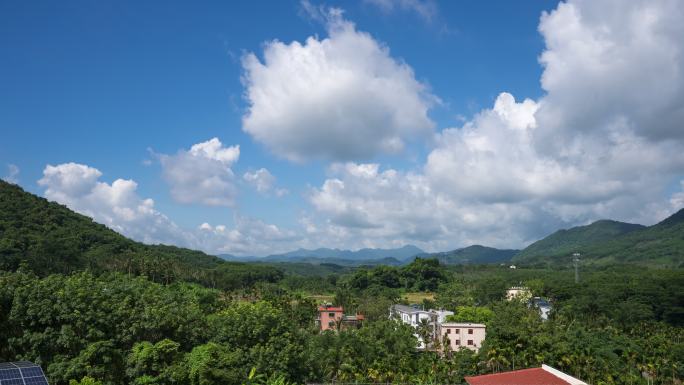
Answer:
top-left (446, 329), bottom-right (451, 334)
top-left (328, 321), bottom-right (335, 327)
top-left (455, 340), bottom-right (461, 346)
top-left (455, 329), bottom-right (460, 333)
top-left (329, 313), bottom-right (336, 317)
top-left (467, 340), bottom-right (473, 345)
top-left (468, 329), bottom-right (473, 334)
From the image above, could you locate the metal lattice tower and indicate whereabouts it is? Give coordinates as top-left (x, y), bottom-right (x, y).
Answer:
top-left (572, 253), bottom-right (581, 283)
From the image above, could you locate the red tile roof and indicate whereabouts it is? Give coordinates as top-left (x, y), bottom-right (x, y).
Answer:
top-left (465, 368), bottom-right (571, 385)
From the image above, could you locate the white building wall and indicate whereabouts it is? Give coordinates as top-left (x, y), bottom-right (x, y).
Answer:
top-left (390, 305), bottom-right (454, 350)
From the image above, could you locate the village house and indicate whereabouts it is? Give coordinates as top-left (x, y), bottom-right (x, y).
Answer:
top-left (390, 304), bottom-right (453, 327)
top-left (529, 296), bottom-right (552, 320)
top-left (465, 364), bottom-right (588, 385)
top-left (506, 286), bottom-right (531, 301)
top-left (389, 304), bottom-right (454, 349)
top-left (438, 322), bottom-right (486, 352)
top-left (316, 304), bottom-right (364, 331)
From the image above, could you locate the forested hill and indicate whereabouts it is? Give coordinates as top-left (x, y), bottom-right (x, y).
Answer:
top-left (415, 245), bottom-right (519, 265)
top-left (514, 213), bottom-right (684, 267)
top-left (0, 180), bottom-right (282, 289)
top-left (514, 220), bottom-right (645, 261)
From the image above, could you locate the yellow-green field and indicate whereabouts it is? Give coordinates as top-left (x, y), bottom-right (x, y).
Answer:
top-left (307, 294), bottom-right (335, 304)
top-left (402, 292), bottom-right (434, 303)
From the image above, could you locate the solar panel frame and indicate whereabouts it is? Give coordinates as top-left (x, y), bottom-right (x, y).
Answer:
top-left (0, 363), bottom-right (48, 385)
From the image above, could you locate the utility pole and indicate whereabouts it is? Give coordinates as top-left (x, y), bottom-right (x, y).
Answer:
top-left (572, 253), bottom-right (581, 283)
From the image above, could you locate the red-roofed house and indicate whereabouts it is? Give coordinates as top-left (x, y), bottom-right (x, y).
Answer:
top-left (316, 305), bottom-right (364, 331)
top-left (465, 365), bottom-right (588, 385)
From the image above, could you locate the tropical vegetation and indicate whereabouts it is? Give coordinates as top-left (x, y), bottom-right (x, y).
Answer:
top-left (0, 180), bottom-right (682, 385)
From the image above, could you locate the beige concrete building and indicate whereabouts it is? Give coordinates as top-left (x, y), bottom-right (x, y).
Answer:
top-left (437, 322), bottom-right (486, 352)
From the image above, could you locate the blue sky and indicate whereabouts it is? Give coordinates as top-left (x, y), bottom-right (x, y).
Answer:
top-left (2, 0), bottom-right (684, 256)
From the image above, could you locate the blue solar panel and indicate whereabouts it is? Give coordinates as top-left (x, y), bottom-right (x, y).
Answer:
top-left (0, 363), bottom-right (49, 385)
top-left (2, 379), bottom-right (25, 385)
top-left (0, 369), bottom-right (21, 380)
top-left (23, 378), bottom-right (48, 385)
top-left (18, 369), bottom-right (43, 379)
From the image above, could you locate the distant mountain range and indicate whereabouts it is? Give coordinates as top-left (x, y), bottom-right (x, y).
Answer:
top-left (415, 245), bottom-right (520, 265)
top-left (220, 245), bottom-right (423, 266)
top-left (222, 208), bottom-right (684, 269)
top-left (513, 210), bottom-right (684, 267)
top-left (221, 244), bottom-right (520, 266)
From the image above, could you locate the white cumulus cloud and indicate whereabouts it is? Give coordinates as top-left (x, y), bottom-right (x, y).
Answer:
top-left (37, 162), bottom-right (304, 256)
top-left (364, 0), bottom-right (438, 23)
top-left (243, 168), bottom-right (288, 196)
top-left (241, 6), bottom-right (436, 162)
top-left (308, 161), bottom-right (549, 250)
top-left (158, 138), bottom-right (240, 206)
top-left (197, 216), bottom-right (301, 256)
top-left (535, 0), bottom-right (684, 147)
top-left (38, 163), bottom-right (192, 246)
top-left (3, 164), bottom-right (20, 184)
top-left (305, 0), bottom-right (684, 251)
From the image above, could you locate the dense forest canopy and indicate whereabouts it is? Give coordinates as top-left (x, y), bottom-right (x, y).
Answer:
top-left (0, 181), bottom-right (283, 290)
top-left (1, 180), bottom-right (683, 385)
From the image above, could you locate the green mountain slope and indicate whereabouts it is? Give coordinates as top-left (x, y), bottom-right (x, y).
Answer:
top-left (514, 220), bottom-right (645, 262)
top-left (418, 245), bottom-right (519, 265)
top-left (583, 210), bottom-right (684, 265)
top-left (0, 180), bottom-right (282, 288)
top-left (514, 212), bottom-right (684, 267)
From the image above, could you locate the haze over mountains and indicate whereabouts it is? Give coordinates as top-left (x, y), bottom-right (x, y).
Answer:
top-left (223, 211), bottom-right (684, 268)
top-left (220, 245), bottom-right (520, 266)
top-left (418, 245), bottom-right (520, 265)
top-left (2, 179), bottom-right (683, 270)
top-left (220, 245), bottom-right (423, 266)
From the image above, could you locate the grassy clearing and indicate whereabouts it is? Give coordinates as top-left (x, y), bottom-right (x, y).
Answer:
top-left (307, 294), bottom-right (335, 304)
top-left (402, 292), bottom-right (434, 303)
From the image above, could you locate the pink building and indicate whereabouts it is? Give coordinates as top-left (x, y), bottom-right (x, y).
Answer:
top-left (317, 305), bottom-right (364, 331)
top-left (438, 322), bottom-right (486, 352)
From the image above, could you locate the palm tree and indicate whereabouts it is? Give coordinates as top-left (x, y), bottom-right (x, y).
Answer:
top-left (416, 318), bottom-right (434, 350)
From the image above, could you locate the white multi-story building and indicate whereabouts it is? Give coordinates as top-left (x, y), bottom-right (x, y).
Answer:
top-left (390, 304), bottom-right (453, 349)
